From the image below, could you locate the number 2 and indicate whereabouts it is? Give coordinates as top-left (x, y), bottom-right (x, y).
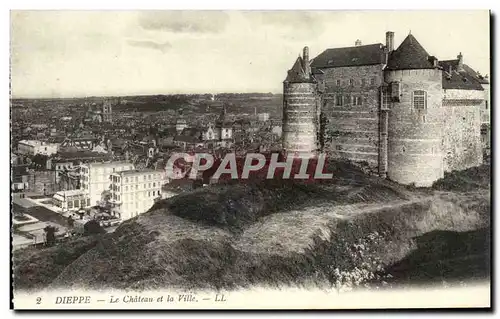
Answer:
top-left (36, 297), bottom-right (42, 304)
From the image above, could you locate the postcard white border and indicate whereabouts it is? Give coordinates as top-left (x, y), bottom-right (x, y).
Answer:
top-left (4, 0), bottom-right (497, 317)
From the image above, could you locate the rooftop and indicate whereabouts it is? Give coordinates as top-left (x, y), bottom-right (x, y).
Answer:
top-left (439, 59), bottom-right (485, 90)
top-left (85, 161), bottom-right (133, 167)
top-left (311, 43), bottom-right (386, 68)
top-left (18, 140), bottom-right (55, 147)
top-left (54, 189), bottom-right (87, 197)
top-left (112, 169), bottom-right (163, 176)
top-left (386, 34), bottom-right (435, 70)
top-left (284, 56), bottom-right (316, 83)
top-left (57, 150), bottom-right (111, 160)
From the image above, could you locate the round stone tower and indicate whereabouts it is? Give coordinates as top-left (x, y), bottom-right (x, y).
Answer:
top-left (385, 34), bottom-right (444, 187)
top-left (282, 47), bottom-right (319, 156)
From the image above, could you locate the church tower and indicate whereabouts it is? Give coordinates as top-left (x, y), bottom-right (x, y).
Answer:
top-left (175, 108), bottom-right (187, 134)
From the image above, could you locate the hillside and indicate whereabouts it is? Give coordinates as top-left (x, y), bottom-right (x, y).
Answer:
top-left (13, 162), bottom-right (490, 291)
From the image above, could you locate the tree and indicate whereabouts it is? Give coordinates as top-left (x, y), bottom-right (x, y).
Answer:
top-left (319, 112), bottom-right (328, 150)
top-left (83, 219), bottom-right (106, 235)
top-left (43, 225), bottom-right (58, 246)
top-left (31, 154), bottom-right (49, 169)
top-left (100, 190), bottom-right (112, 210)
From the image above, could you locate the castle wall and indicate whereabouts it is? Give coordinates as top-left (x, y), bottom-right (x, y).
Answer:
top-left (385, 68), bottom-right (444, 187)
top-left (480, 83), bottom-right (490, 124)
top-left (480, 83), bottom-right (491, 151)
top-left (442, 89), bottom-right (483, 171)
top-left (282, 82), bottom-right (318, 155)
top-left (320, 64), bottom-right (384, 169)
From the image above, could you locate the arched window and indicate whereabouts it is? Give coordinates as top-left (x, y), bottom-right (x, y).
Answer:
top-left (413, 91), bottom-right (427, 110)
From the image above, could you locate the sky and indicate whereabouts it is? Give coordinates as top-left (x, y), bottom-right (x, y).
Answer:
top-left (10, 10), bottom-right (490, 98)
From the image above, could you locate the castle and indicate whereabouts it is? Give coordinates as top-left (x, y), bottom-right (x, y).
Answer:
top-left (283, 31), bottom-right (490, 187)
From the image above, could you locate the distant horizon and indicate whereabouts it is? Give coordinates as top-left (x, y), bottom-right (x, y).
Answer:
top-left (10, 91), bottom-right (283, 100)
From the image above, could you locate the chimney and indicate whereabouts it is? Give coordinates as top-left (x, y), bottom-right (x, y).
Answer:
top-left (457, 52), bottom-right (464, 72)
top-left (355, 39), bottom-right (362, 46)
top-left (386, 31), bottom-right (395, 52)
top-left (428, 56), bottom-right (438, 68)
top-left (303, 46), bottom-right (310, 78)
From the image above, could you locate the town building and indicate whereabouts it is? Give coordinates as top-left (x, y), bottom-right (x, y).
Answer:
top-left (59, 137), bottom-right (98, 151)
top-left (46, 159), bottom-right (80, 190)
top-left (214, 106), bottom-right (234, 148)
top-left (175, 108), bottom-right (188, 134)
top-left (84, 99), bottom-right (114, 123)
top-left (283, 31), bottom-right (489, 187)
top-left (172, 106), bottom-right (235, 150)
top-left (80, 161), bottom-right (135, 206)
top-left (258, 112), bottom-right (270, 122)
top-left (109, 169), bottom-right (163, 220)
top-left (52, 189), bottom-right (90, 212)
top-left (17, 140), bottom-right (59, 156)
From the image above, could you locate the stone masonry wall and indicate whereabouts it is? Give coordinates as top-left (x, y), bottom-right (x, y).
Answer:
top-left (319, 64), bottom-right (384, 170)
top-left (385, 68), bottom-right (444, 187)
top-left (442, 89), bottom-right (483, 172)
top-left (282, 82), bottom-right (318, 154)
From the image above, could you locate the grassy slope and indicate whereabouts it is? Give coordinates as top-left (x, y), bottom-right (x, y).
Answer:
top-left (13, 162), bottom-right (490, 291)
top-left (13, 235), bottom-right (101, 291)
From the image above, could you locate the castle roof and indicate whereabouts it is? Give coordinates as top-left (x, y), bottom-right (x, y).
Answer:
top-left (311, 43), bottom-right (386, 68)
top-left (439, 59), bottom-right (485, 90)
top-left (462, 64), bottom-right (489, 84)
top-left (386, 34), bottom-right (435, 70)
top-left (285, 57), bottom-right (312, 83)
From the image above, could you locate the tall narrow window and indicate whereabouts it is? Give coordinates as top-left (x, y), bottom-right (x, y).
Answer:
top-left (370, 77), bottom-right (376, 86)
top-left (335, 95), bottom-right (343, 106)
top-left (353, 96), bottom-right (363, 106)
top-left (336, 79), bottom-right (342, 86)
top-left (413, 90), bottom-right (427, 110)
top-left (361, 79), bottom-right (366, 86)
top-left (349, 79), bottom-right (354, 86)
top-left (345, 95), bottom-right (351, 106)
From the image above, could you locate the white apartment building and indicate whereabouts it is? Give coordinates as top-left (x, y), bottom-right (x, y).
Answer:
top-left (80, 161), bottom-right (135, 206)
top-left (109, 169), bottom-right (163, 220)
top-left (18, 140), bottom-right (59, 156)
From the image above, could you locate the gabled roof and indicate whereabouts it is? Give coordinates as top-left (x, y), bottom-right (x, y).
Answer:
top-left (439, 59), bottom-right (485, 90)
top-left (311, 43), bottom-right (386, 68)
top-left (386, 34), bottom-right (435, 70)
